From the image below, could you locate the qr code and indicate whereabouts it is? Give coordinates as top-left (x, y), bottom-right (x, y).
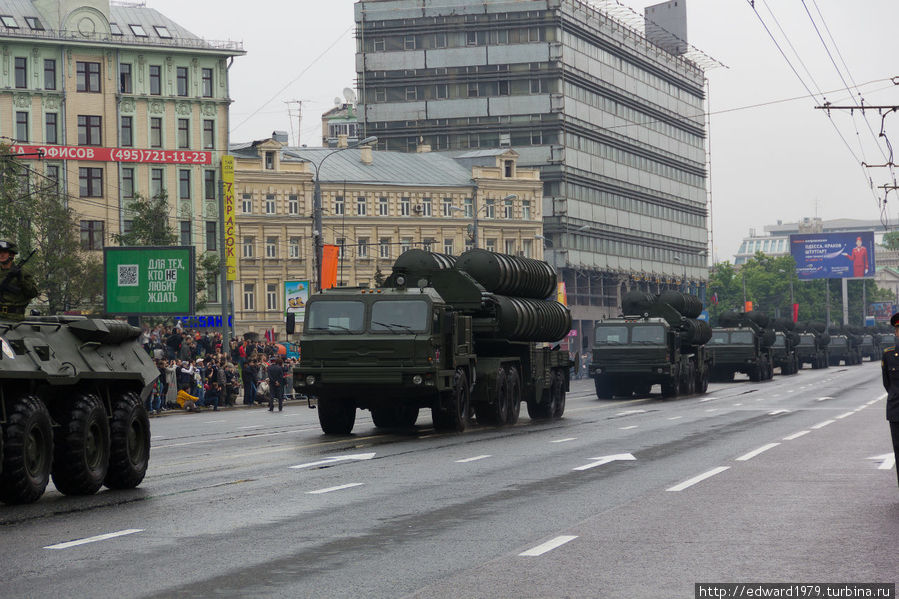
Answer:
top-left (118, 264), bottom-right (139, 287)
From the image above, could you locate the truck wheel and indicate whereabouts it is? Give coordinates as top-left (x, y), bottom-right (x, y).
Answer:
top-left (635, 383), bottom-right (652, 396)
top-left (477, 368), bottom-right (509, 426)
top-left (433, 369), bottom-right (469, 432)
top-left (550, 370), bottom-right (566, 419)
top-left (506, 367), bottom-right (522, 425)
top-left (0, 395), bottom-right (53, 505)
top-left (104, 392), bottom-right (150, 490)
top-left (318, 397), bottom-right (356, 435)
top-left (594, 377), bottom-right (613, 400)
top-left (52, 394), bottom-right (110, 496)
top-left (695, 367), bottom-right (709, 394)
top-left (661, 379), bottom-right (678, 398)
top-left (679, 363), bottom-right (695, 395)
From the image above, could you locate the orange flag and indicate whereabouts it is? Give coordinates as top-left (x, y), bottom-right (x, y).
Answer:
top-left (321, 244), bottom-right (340, 290)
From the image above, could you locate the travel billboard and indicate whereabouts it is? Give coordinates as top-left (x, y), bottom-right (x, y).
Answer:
top-left (104, 246), bottom-right (196, 315)
top-left (285, 280), bottom-right (310, 320)
top-left (789, 231), bottom-right (875, 280)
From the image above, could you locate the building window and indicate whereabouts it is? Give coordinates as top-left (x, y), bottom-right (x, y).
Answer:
top-left (334, 196), bottom-right (344, 216)
top-left (405, 87), bottom-right (417, 101)
top-left (504, 160), bottom-right (514, 177)
top-left (241, 193), bottom-right (252, 213)
top-left (178, 169), bottom-right (190, 199)
top-left (485, 199), bottom-right (495, 218)
top-left (121, 167), bottom-right (134, 198)
top-left (204, 170), bottom-right (216, 200)
top-left (422, 238), bottom-right (434, 252)
top-left (400, 197), bottom-right (410, 216)
top-left (379, 197), bottom-right (388, 216)
top-left (129, 24), bottom-right (147, 37)
top-left (289, 237), bottom-right (300, 258)
top-left (401, 238), bottom-right (412, 254)
top-left (153, 25), bottom-right (172, 39)
top-left (404, 35), bottom-right (416, 50)
top-left (444, 238), bottom-right (454, 255)
top-left (151, 168), bottom-right (164, 198)
top-left (206, 221), bottom-right (217, 251)
top-left (522, 239), bottom-right (533, 258)
top-left (265, 151), bottom-right (275, 170)
top-left (46, 165), bottom-right (59, 188)
top-left (79, 167), bottom-right (103, 197)
top-left (266, 237), bottom-right (278, 258)
top-left (442, 198), bottom-right (453, 217)
top-left (356, 196), bottom-right (366, 216)
top-left (45, 113), bottom-right (57, 144)
top-left (288, 194), bottom-right (299, 215)
top-left (78, 115), bottom-right (102, 146)
top-left (149, 65), bottom-right (161, 95)
top-left (505, 239), bottom-right (516, 255)
top-left (522, 200), bottom-right (531, 220)
top-left (25, 16), bottom-right (42, 30)
top-left (267, 284), bottom-right (278, 311)
top-left (150, 117), bottom-right (162, 148)
top-left (421, 197), bottom-right (432, 216)
top-left (504, 198), bottom-right (513, 219)
top-left (202, 68), bottom-right (213, 97)
top-left (120, 63), bottom-right (132, 93)
top-left (207, 275), bottom-right (219, 302)
top-left (14, 57), bottom-right (26, 89)
top-left (76, 62), bottom-right (101, 93)
top-left (177, 118), bottom-right (189, 148)
top-left (243, 284), bottom-right (255, 311)
top-left (243, 237), bottom-right (254, 258)
top-left (485, 238), bottom-right (497, 252)
top-left (43, 59), bottom-right (55, 90)
top-left (373, 38), bottom-right (385, 51)
top-left (15, 111), bottom-right (28, 142)
top-left (110, 22), bottom-right (122, 35)
top-left (176, 66), bottom-right (188, 96)
top-left (121, 116), bottom-right (133, 147)
top-left (80, 220), bottom-right (104, 250)
top-left (203, 120), bottom-right (214, 150)
top-left (358, 237), bottom-right (368, 258)
top-left (265, 194), bottom-right (276, 214)
top-left (379, 238), bottom-right (391, 259)
top-left (467, 82), bottom-right (479, 98)
top-left (0, 15), bottom-right (18, 28)
top-left (464, 198), bottom-right (473, 217)
top-left (465, 238), bottom-right (474, 252)
top-left (180, 220), bottom-right (191, 246)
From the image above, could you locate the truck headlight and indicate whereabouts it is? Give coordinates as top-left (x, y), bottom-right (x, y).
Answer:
top-left (305, 375), bottom-right (316, 385)
top-left (412, 374), bottom-right (423, 385)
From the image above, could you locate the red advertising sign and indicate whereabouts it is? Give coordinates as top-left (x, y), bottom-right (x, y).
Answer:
top-left (7, 144), bottom-right (212, 165)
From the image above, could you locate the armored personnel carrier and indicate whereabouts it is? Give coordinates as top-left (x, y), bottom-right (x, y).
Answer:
top-left (0, 316), bottom-right (158, 504)
top-left (293, 249), bottom-right (572, 434)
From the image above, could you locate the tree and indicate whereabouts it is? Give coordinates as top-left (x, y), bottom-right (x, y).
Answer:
top-left (111, 192), bottom-right (177, 246)
top-left (195, 251), bottom-right (221, 312)
top-left (882, 231), bottom-right (899, 250)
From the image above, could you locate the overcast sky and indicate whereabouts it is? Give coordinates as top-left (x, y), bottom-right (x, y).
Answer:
top-left (147, 0), bottom-right (899, 265)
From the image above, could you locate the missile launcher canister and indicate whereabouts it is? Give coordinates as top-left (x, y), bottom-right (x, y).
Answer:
top-left (0, 316), bottom-right (157, 504)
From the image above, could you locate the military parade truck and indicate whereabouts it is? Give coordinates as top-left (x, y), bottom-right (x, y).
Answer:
top-left (293, 249), bottom-right (572, 434)
top-left (589, 290), bottom-right (712, 399)
top-left (859, 331), bottom-right (878, 361)
top-left (0, 316), bottom-right (158, 504)
top-left (827, 327), bottom-right (861, 366)
top-left (795, 321), bottom-right (830, 369)
top-left (708, 311), bottom-right (775, 382)
top-left (770, 318), bottom-right (800, 375)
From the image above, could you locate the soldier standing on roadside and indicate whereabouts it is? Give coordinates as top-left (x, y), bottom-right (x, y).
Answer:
top-left (0, 240), bottom-right (37, 320)
top-left (880, 312), bottom-right (899, 488)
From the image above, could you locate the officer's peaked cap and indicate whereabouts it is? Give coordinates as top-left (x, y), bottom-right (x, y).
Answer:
top-left (891, 312), bottom-right (899, 327)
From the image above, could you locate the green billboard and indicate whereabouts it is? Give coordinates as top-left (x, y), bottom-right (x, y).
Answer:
top-left (104, 246), bottom-right (195, 315)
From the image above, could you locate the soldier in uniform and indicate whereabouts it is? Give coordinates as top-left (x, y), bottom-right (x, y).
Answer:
top-left (0, 240), bottom-right (38, 320)
top-left (880, 312), bottom-right (899, 488)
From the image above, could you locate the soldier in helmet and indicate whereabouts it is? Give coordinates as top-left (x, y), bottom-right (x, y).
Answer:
top-left (880, 312), bottom-right (899, 488)
top-left (0, 240), bottom-right (38, 320)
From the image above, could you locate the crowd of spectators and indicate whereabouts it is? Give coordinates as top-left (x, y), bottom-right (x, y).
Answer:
top-left (139, 323), bottom-right (298, 415)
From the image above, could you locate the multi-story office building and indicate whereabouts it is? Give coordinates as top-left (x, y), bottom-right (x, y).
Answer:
top-left (0, 0), bottom-right (243, 310)
top-left (230, 134), bottom-right (543, 337)
top-left (354, 0), bottom-right (710, 349)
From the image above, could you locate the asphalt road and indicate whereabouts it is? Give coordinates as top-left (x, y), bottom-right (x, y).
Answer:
top-left (1, 362), bottom-right (896, 599)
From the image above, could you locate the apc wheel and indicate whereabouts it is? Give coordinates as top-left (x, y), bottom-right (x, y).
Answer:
top-left (433, 369), bottom-right (469, 432)
top-left (477, 368), bottom-right (509, 426)
top-left (0, 395), bottom-right (53, 505)
top-left (52, 394), bottom-right (110, 496)
top-left (506, 366), bottom-right (522, 425)
top-left (371, 405), bottom-right (418, 429)
top-left (318, 396), bottom-right (356, 435)
top-left (550, 370), bottom-right (566, 419)
top-left (594, 377), bottom-right (613, 400)
top-left (104, 392), bottom-right (150, 490)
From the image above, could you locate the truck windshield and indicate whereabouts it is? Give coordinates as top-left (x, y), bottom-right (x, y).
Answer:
top-left (631, 325), bottom-right (665, 344)
top-left (831, 337), bottom-right (847, 347)
top-left (306, 300), bottom-right (365, 332)
top-left (730, 331), bottom-right (754, 344)
top-left (370, 299), bottom-right (429, 332)
top-left (596, 326), bottom-right (628, 344)
top-left (773, 335), bottom-right (784, 347)
top-left (710, 331), bottom-right (729, 344)
top-left (798, 335), bottom-right (814, 346)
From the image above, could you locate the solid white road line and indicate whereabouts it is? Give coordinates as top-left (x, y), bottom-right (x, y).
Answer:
top-left (551, 437), bottom-right (577, 443)
top-left (307, 483), bottom-right (364, 495)
top-left (667, 416), bottom-right (682, 420)
top-left (666, 467), bottom-right (729, 492)
top-left (619, 425), bottom-right (638, 430)
top-left (616, 409), bottom-right (646, 416)
top-left (238, 425), bottom-right (263, 430)
top-left (455, 455), bottom-right (491, 463)
top-left (518, 535), bottom-right (578, 557)
top-left (835, 411), bottom-right (854, 419)
top-left (45, 529), bottom-right (143, 550)
top-left (811, 419), bottom-right (835, 429)
top-left (783, 430), bottom-right (810, 441)
top-left (816, 396), bottom-right (833, 402)
top-left (735, 443), bottom-right (780, 462)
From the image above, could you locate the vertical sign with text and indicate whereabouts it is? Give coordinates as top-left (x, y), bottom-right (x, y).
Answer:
top-left (222, 155), bottom-right (236, 280)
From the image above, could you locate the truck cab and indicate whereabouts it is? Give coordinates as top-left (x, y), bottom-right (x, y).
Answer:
top-left (796, 333), bottom-right (828, 369)
top-left (708, 327), bottom-right (773, 382)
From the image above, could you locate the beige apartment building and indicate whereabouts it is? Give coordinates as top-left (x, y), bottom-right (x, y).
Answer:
top-left (230, 134), bottom-right (544, 337)
top-left (0, 0), bottom-right (243, 308)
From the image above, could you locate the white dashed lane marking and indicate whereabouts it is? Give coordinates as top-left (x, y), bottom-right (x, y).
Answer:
top-left (783, 430), bottom-right (810, 441)
top-left (455, 455), bottom-right (491, 463)
top-left (811, 420), bottom-right (835, 429)
top-left (551, 438), bottom-right (577, 443)
top-left (45, 529), bottom-right (143, 550)
top-left (307, 483), bottom-right (364, 495)
top-left (519, 535), bottom-right (578, 557)
top-left (735, 443), bottom-right (780, 462)
top-left (666, 467), bottom-right (729, 492)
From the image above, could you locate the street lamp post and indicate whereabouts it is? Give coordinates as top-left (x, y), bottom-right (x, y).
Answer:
top-left (673, 255), bottom-right (686, 293)
top-left (452, 192), bottom-right (517, 249)
top-left (312, 136), bottom-right (377, 291)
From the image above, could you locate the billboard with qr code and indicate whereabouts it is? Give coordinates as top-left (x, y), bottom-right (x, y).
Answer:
top-left (104, 246), bottom-right (195, 315)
